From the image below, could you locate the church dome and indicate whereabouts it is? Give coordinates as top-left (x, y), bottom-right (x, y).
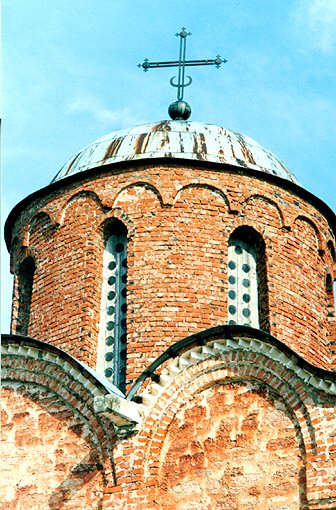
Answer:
top-left (51, 120), bottom-right (298, 184)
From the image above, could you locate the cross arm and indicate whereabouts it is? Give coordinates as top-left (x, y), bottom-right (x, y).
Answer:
top-left (138, 56), bottom-right (226, 71)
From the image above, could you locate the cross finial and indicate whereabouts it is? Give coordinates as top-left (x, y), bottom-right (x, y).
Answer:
top-left (176, 27), bottom-right (191, 38)
top-left (138, 28), bottom-right (227, 120)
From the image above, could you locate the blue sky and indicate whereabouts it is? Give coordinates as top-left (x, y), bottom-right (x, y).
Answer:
top-left (2, 0), bottom-right (336, 330)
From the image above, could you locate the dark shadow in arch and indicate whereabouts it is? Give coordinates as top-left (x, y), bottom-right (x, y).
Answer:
top-left (16, 256), bottom-right (36, 336)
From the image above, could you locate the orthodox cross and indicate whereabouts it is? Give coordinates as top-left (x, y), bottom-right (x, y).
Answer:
top-left (138, 28), bottom-right (227, 119)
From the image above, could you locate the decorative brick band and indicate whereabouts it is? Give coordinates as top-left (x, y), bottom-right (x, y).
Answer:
top-left (130, 326), bottom-right (336, 403)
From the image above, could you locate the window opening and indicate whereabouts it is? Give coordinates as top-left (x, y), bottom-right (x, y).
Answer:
top-left (326, 274), bottom-right (336, 317)
top-left (16, 257), bottom-right (35, 335)
top-left (228, 227), bottom-right (269, 330)
top-left (98, 223), bottom-right (127, 392)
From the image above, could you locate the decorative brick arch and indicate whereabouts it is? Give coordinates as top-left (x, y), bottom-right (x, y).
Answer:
top-left (127, 328), bottom-right (335, 507)
top-left (172, 182), bottom-right (231, 212)
top-left (239, 193), bottom-right (285, 228)
top-left (99, 209), bottom-right (136, 240)
top-left (1, 334), bottom-right (139, 458)
top-left (11, 246), bottom-right (39, 275)
top-left (28, 210), bottom-right (56, 233)
top-left (113, 180), bottom-right (165, 209)
top-left (228, 215), bottom-right (269, 239)
top-left (20, 209), bottom-right (58, 247)
top-left (1, 334), bottom-right (142, 509)
top-left (58, 189), bottom-right (105, 226)
top-left (292, 215), bottom-right (323, 255)
top-left (1, 335), bottom-right (117, 509)
top-left (139, 357), bottom-right (314, 478)
top-left (154, 376), bottom-right (307, 509)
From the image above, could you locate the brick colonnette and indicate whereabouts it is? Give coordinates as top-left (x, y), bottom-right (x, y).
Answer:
top-left (8, 162), bottom-right (336, 381)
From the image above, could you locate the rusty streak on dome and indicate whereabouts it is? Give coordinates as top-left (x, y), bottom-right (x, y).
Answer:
top-left (51, 121), bottom-right (298, 184)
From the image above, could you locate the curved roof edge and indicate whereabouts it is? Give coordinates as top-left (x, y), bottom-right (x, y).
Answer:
top-left (51, 120), bottom-right (299, 184)
top-left (128, 324), bottom-right (336, 401)
top-left (1, 333), bottom-right (124, 397)
top-left (4, 157), bottom-right (336, 252)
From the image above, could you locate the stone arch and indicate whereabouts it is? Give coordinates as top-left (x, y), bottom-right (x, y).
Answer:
top-left (239, 194), bottom-right (284, 228)
top-left (59, 190), bottom-right (105, 226)
top-left (173, 182), bottom-right (231, 212)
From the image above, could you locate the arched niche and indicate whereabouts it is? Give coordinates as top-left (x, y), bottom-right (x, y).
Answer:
top-left (156, 379), bottom-right (306, 510)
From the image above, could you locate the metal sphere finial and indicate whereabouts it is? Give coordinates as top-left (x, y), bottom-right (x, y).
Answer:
top-left (168, 100), bottom-right (191, 120)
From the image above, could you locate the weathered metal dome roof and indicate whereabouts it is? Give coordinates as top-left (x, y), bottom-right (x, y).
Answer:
top-left (51, 120), bottom-right (298, 184)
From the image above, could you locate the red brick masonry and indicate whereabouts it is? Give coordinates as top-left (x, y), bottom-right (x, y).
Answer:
top-left (8, 162), bottom-right (336, 374)
top-left (3, 158), bottom-right (336, 509)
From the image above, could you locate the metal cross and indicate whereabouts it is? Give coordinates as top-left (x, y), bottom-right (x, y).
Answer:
top-left (138, 28), bottom-right (227, 101)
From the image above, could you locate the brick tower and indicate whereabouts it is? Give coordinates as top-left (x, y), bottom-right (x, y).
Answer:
top-left (2, 117), bottom-right (336, 509)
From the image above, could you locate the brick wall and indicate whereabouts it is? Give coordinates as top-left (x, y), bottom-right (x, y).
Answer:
top-left (2, 323), bottom-right (335, 508)
top-left (9, 163), bottom-right (335, 379)
top-left (156, 381), bottom-right (305, 510)
top-left (4, 158), bottom-right (336, 509)
top-left (1, 336), bottom-right (129, 510)
top-left (100, 333), bottom-right (336, 509)
top-left (1, 384), bottom-right (104, 509)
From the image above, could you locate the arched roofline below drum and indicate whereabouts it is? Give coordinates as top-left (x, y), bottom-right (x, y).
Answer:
top-left (127, 324), bottom-right (336, 402)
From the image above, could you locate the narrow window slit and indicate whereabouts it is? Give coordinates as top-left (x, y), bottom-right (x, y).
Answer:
top-left (15, 257), bottom-right (35, 336)
top-left (228, 227), bottom-right (269, 331)
top-left (326, 274), bottom-right (336, 317)
top-left (98, 222), bottom-right (127, 393)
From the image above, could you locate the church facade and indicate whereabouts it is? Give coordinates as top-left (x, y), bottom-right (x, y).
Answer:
top-left (2, 119), bottom-right (336, 509)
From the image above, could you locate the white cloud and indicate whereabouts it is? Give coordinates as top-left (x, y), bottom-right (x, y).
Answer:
top-left (67, 93), bottom-right (142, 128)
top-left (292, 0), bottom-right (336, 53)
